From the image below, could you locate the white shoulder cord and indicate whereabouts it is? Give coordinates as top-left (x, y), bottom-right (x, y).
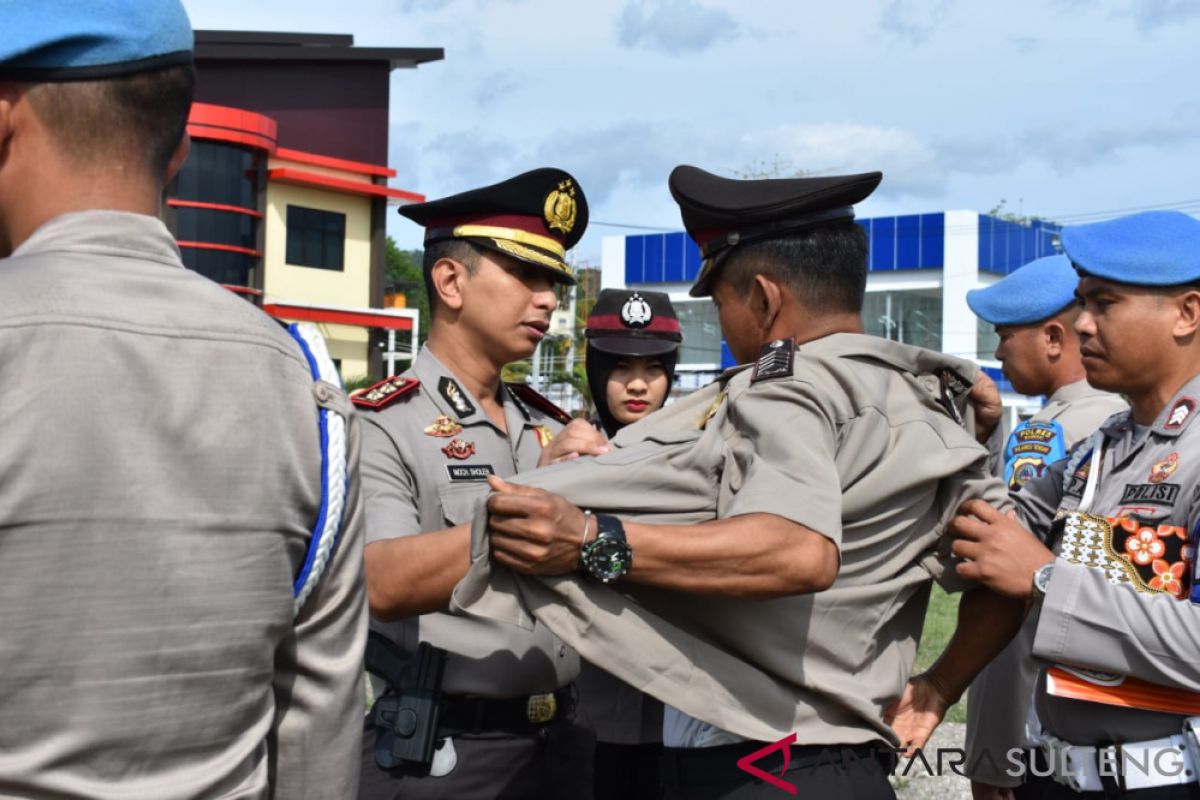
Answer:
top-left (286, 323), bottom-right (350, 617)
top-left (1064, 430), bottom-right (1106, 513)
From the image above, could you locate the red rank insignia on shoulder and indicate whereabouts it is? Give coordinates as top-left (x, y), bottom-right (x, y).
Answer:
top-left (351, 376), bottom-right (419, 410)
top-left (442, 439), bottom-right (476, 460)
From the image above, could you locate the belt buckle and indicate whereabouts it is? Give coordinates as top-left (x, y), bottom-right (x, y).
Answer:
top-left (525, 692), bottom-right (557, 724)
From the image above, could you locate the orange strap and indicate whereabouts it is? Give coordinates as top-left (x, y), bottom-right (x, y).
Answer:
top-left (1046, 666), bottom-right (1200, 716)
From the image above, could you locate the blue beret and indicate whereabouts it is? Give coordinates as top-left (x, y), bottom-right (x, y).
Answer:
top-left (966, 255), bottom-right (1078, 326)
top-left (1061, 210), bottom-right (1200, 287)
top-left (0, 0), bottom-right (193, 81)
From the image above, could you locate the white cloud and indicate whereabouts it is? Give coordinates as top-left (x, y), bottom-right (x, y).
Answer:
top-left (616, 0), bottom-right (739, 55)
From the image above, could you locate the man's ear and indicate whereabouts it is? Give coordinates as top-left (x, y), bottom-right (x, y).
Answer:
top-left (1043, 320), bottom-right (1066, 358)
top-left (751, 273), bottom-right (784, 333)
top-left (430, 257), bottom-right (468, 312)
top-left (1172, 289), bottom-right (1200, 339)
top-left (0, 82), bottom-right (22, 164)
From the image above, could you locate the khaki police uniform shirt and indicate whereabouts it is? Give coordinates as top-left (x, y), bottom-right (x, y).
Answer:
top-left (360, 348), bottom-right (579, 697)
top-left (967, 380), bottom-right (1127, 785)
top-left (0, 212), bottom-right (367, 800)
top-left (1005, 375), bottom-right (1200, 747)
top-left (452, 333), bottom-right (1010, 746)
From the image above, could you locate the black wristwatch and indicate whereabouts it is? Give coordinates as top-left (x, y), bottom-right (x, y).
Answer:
top-left (580, 514), bottom-right (632, 584)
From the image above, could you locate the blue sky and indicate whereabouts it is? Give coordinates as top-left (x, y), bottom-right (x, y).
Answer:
top-left (184, 0), bottom-right (1200, 264)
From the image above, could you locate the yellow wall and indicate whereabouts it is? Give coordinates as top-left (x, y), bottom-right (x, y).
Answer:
top-left (264, 181), bottom-right (374, 381)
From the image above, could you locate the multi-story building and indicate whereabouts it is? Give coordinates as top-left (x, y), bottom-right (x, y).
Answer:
top-left (601, 211), bottom-right (1062, 421)
top-left (164, 31), bottom-right (443, 380)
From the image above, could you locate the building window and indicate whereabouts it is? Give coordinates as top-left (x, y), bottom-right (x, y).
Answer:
top-left (170, 140), bottom-right (261, 209)
top-left (180, 247), bottom-right (255, 287)
top-left (978, 317), bottom-right (1000, 362)
top-left (862, 288), bottom-right (942, 351)
top-left (286, 205), bottom-right (346, 270)
top-left (674, 300), bottom-right (723, 367)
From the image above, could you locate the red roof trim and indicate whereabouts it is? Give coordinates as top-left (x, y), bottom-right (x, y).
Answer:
top-left (168, 199), bottom-right (264, 219)
top-left (274, 147), bottom-right (397, 178)
top-left (268, 168), bottom-right (425, 203)
top-left (177, 241), bottom-right (262, 257)
top-left (263, 303), bottom-right (415, 331)
top-left (187, 123), bottom-right (277, 153)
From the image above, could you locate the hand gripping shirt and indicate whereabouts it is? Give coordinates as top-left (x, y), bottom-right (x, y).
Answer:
top-left (451, 333), bottom-right (1009, 746)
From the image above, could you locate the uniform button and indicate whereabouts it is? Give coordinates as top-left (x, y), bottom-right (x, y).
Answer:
top-left (314, 383), bottom-right (333, 403)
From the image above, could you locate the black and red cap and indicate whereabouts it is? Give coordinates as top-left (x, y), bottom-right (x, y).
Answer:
top-left (400, 168), bottom-right (588, 286)
top-left (669, 165), bottom-right (882, 297)
top-left (585, 289), bottom-right (681, 357)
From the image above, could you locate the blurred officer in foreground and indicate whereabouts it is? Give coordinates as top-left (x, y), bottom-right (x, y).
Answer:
top-left (953, 211), bottom-right (1200, 799)
top-left (357, 169), bottom-right (604, 799)
top-left (580, 288), bottom-right (683, 799)
top-left (0, 3), bottom-right (366, 797)
top-left (964, 255), bottom-right (1126, 798)
top-left (451, 166), bottom-right (1026, 799)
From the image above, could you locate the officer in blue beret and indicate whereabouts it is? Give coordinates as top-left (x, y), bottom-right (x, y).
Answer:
top-left (967, 255), bottom-right (1127, 492)
top-left (964, 255), bottom-right (1127, 798)
top-left (0, 3), bottom-right (366, 797)
top-left (954, 210), bottom-right (1200, 798)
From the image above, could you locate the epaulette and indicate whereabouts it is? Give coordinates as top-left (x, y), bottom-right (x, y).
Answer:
top-left (506, 382), bottom-right (572, 425)
top-left (351, 376), bottom-right (420, 410)
top-left (750, 338), bottom-right (795, 383)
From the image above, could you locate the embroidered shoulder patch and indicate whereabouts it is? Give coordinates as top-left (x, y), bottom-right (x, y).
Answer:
top-left (506, 382), bottom-right (572, 425)
top-left (1165, 397), bottom-right (1196, 430)
top-left (351, 376), bottom-right (419, 410)
top-left (751, 338), bottom-right (795, 383)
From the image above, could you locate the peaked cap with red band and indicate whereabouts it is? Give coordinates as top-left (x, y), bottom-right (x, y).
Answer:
top-left (585, 288), bottom-right (681, 357)
top-left (399, 167), bottom-right (587, 286)
top-left (668, 165), bottom-right (882, 297)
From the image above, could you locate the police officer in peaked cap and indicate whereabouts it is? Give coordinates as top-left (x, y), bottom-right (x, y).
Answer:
top-left (357, 168), bottom-right (607, 799)
top-left (449, 165), bottom-right (1025, 799)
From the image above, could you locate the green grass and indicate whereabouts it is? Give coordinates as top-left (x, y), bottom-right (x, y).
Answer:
top-left (913, 584), bottom-right (967, 723)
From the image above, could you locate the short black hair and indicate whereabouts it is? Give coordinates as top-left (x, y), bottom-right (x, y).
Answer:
top-left (423, 239), bottom-right (481, 318)
top-left (719, 221), bottom-right (869, 314)
top-left (26, 63), bottom-right (195, 178)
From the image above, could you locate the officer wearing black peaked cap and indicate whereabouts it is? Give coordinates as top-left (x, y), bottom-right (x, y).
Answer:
top-left (357, 168), bottom-right (605, 800)
top-left (452, 165), bottom-right (1023, 799)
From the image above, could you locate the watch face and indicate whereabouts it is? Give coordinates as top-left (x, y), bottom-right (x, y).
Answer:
top-left (1035, 563), bottom-right (1054, 596)
top-left (583, 537), bottom-right (632, 584)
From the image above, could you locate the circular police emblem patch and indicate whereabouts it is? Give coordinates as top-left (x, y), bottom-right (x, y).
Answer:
top-left (621, 293), bottom-right (653, 328)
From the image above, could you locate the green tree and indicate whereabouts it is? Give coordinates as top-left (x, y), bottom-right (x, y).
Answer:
top-left (385, 236), bottom-right (429, 344)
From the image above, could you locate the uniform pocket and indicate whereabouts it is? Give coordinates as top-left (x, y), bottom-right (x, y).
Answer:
top-left (438, 482), bottom-right (490, 526)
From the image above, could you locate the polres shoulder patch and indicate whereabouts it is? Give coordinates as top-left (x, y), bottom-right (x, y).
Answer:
top-left (352, 376), bottom-right (420, 410)
top-left (751, 338), bottom-right (795, 383)
top-left (506, 382), bottom-right (572, 424)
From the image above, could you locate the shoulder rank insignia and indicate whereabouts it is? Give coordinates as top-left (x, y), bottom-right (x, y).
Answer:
top-left (351, 376), bottom-right (419, 410)
top-left (438, 377), bottom-right (477, 418)
top-left (506, 382), bottom-right (572, 425)
top-left (424, 414), bottom-right (462, 437)
top-left (750, 338), bottom-right (795, 383)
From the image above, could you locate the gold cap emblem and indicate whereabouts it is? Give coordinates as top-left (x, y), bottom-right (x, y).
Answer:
top-left (544, 179), bottom-right (577, 235)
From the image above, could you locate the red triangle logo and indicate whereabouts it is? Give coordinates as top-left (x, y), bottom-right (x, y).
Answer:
top-left (735, 733), bottom-right (798, 795)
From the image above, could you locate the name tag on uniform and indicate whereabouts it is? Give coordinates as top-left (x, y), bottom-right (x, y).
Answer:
top-left (446, 464), bottom-right (495, 482)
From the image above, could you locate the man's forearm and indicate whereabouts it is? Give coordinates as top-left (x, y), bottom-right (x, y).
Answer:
top-left (365, 524), bottom-right (471, 620)
top-left (923, 587), bottom-right (1026, 702)
top-left (623, 512), bottom-right (839, 599)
